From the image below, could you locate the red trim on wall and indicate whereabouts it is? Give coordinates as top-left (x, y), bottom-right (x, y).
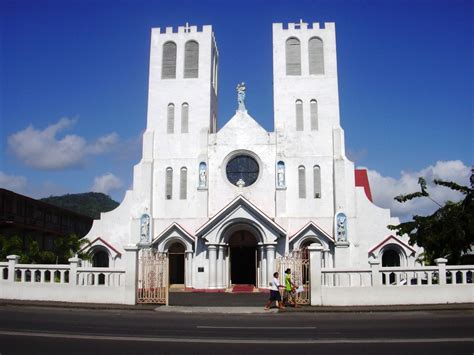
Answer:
top-left (355, 169), bottom-right (373, 202)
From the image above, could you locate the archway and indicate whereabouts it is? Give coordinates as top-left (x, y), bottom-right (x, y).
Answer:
top-left (382, 248), bottom-right (400, 284)
top-left (229, 230), bottom-right (257, 285)
top-left (91, 249), bottom-right (109, 285)
top-left (168, 242), bottom-right (185, 285)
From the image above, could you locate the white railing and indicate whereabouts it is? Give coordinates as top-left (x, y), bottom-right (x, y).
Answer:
top-left (0, 247), bottom-right (138, 305)
top-left (77, 267), bottom-right (125, 286)
top-left (14, 264), bottom-right (71, 284)
top-left (321, 268), bottom-right (372, 287)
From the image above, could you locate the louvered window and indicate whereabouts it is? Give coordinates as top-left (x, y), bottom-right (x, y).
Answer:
top-left (309, 37), bottom-right (324, 75)
top-left (184, 41), bottom-right (199, 78)
top-left (165, 167), bottom-right (173, 200)
top-left (180, 167), bottom-right (187, 200)
top-left (313, 165), bottom-right (321, 198)
top-left (162, 41), bottom-right (177, 79)
top-left (310, 99), bottom-right (318, 130)
top-left (298, 166), bottom-right (306, 199)
top-left (167, 103), bottom-right (175, 134)
top-left (296, 100), bottom-right (304, 131)
top-left (181, 103), bottom-right (189, 133)
top-left (286, 37), bottom-right (301, 75)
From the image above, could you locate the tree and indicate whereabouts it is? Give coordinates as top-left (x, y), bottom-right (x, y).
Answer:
top-left (389, 172), bottom-right (474, 265)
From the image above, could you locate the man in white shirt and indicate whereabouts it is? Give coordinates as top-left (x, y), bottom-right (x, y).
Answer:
top-left (264, 271), bottom-right (285, 310)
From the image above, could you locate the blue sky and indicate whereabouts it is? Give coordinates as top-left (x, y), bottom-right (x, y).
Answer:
top-left (0, 0), bottom-right (472, 219)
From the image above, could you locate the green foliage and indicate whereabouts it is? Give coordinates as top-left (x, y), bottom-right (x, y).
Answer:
top-left (389, 172), bottom-right (474, 265)
top-left (40, 192), bottom-right (119, 219)
top-left (0, 234), bottom-right (90, 264)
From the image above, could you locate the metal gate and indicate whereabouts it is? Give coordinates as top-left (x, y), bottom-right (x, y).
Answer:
top-left (137, 248), bottom-right (168, 304)
top-left (276, 251), bottom-right (310, 305)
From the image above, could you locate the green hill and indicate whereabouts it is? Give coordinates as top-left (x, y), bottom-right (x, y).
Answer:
top-left (41, 192), bottom-right (119, 219)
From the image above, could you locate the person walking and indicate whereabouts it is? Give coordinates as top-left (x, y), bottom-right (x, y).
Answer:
top-left (264, 271), bottom-right (285, 310)
top-left (284, 268), bottom-right (299, 308)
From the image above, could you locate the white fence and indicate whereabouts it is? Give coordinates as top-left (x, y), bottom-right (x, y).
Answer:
top-left (0, 245), bottom-right (139, 305)
top-left (308, 244), bottom-right (474, 306)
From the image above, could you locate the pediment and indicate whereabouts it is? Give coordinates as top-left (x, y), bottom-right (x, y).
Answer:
top-left (152, 223), bottom-right (195, 252)
top-left (289, 221), bottom-right (334, 250)
top-left (368, 235), bottom-right (416, 258)
top-left (218, 110), bottom-right (268, 137)
top-left (196, 195), bottom-right (286, 244)
top-left (82, 237), bottom-right (122, 258)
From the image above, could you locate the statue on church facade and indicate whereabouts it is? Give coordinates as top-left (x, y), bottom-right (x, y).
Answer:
top-left (236, 82), bottom-right (246, 111)
top-left (140, 213), bottom-right (150, 244)
top-left (336, 213), bottom-right (347, 242)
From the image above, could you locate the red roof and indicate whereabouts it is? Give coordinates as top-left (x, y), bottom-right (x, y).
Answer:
top-left (355, 169), bottom-right (373, 202)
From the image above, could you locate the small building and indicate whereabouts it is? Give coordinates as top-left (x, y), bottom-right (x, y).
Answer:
top-left (85, 21), bottom-right (420, 290)
top-left (0, 188), bottom-right (93, 253)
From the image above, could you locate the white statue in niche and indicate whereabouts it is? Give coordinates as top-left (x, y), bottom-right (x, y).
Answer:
top-left (199, 163), bottom-right (207, 188)
top-left (336, 213), bottom-right (347, 242)
top-left (140, 214), bottom-right (150, 244)
top-left (277, 162), bottom-right (285, 187)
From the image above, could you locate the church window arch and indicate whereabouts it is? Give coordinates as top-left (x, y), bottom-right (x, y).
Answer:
top-left (184, 40), bottom-right (199, 78)
top-left (181, 103), bottom-right (189, 133)
top-left (165, 167), bottom-right (173, 200)
top-left (167, 103), bottom-right (175, 134)
top-left (298, 165), bottom-right (306, 199)
top-left (162, 41), bottom-right (177, 79)
top-left (276, 161), bottom-right (285, 188)
top-left (310, 99), bottom-right (318, 130)
top-left (308, 37), bottom-right (324, 75)
top-left (313, 165), bottom-right (321, 198)
top-left (180, 167), bottom-right (187, 200)
top-left (286, 37), bottom-right (301, 75)
top-left (295, 99), bottom-right (304, 131)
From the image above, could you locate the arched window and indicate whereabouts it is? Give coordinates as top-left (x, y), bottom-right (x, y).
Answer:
top-left (298, 165), bottom-right (306, 198)
top-left (165, 167), bottom-right (173, 200)
top-left (308, 37), bottom-right (324, 75)
top-left (184, 40), bottom-right (199, 78)
top-left (286, 37), bottom-right (301, 75)
top-left (162, 41), bottom-right (177, 79)
top-left (181, 103), bottom-right (189, 133)
top-left (180, 167), bottom-right (187, 200)
top-left (313, 165), bottom-right (321, 198)
top-left (92, 250), bottom-right (109, 267)
top-left (295, 100), bottom-right (304, 131)
top-left (167, 103), bottom-right (175, 133)
top-left (276, 161), bottom-right (285, 188)
top-left (310, 99), bottom-right (318, 130)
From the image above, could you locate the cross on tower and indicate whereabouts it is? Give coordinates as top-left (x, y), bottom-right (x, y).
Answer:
top-left (184, 22), bottom-right (191, 33)
top-left (296, 19), bottom-right (305, 29)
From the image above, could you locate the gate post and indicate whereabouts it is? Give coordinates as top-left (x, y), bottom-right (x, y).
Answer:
top-left (124, 244), bottom-right (139, 305)
top-left (308, 244), bottom-right (323, 306)
top-left (7, 255), bottom-right (19, 282)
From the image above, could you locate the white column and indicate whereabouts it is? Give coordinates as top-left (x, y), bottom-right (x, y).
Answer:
top-left (266, 244), bottom-right (276, 284)
top-left (261, 246), bottom-right (267, 288)
top-left (7, 255), bottom-right (19, 282)
top-left (258, 245), bottom-right (265, 288)
top-left (185, 251), bottom-right (193, 288)
top-left (208, 244), bottom-right (217, 289)
top-left (217, 245), bottom-right (224, 289)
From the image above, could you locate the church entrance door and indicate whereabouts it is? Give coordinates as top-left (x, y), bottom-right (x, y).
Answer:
top-left (168, 242), bottom-right (185, 285)
top-left (229, 231), bottom-right (257, 285)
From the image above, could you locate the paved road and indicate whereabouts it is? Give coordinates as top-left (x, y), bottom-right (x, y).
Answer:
top-left (0, 305), bottom-right (472, 354)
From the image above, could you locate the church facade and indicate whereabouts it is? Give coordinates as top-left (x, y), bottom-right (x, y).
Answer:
top-left (84, 21), bottom-right (419, 289)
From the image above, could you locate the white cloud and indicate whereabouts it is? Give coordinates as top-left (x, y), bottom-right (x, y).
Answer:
top-left (91, 173), bottom-right (123, 195)
top-left (0, 171), bottom-right (28, 192)
top-left (368, 160), bottom-right (471, 221)
top-left (7, 117), bottom-right (118, 170)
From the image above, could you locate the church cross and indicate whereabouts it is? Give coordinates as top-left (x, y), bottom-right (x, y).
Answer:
top-left (184, 22), bottom-right (191, 33)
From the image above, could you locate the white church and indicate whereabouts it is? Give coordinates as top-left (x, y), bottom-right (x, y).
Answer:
top-left (84, 21), bottom-right (419, 290)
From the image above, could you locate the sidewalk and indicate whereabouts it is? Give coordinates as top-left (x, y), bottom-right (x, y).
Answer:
top-left (1, 298), bottom-right (473, 314)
